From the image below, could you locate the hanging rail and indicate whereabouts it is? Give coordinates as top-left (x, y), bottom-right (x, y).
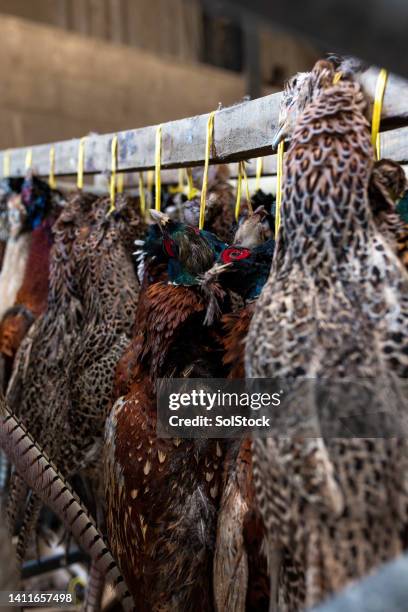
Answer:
top-left (0, 67), bottom-right (408, 180)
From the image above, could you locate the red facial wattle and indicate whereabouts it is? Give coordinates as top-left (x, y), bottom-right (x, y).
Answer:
top-left (164, 237), bottom-right (177, 257)
top-left (221, 247), bottom-right (251, 264)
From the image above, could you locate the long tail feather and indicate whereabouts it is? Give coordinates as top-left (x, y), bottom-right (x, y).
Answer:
top-left (84, 561), bottom-right (105, 612)
top-left (16, 494), bottom-right (42, 563)
top-left (0, 397), bottom-right (133, 611)
top-left (6, 472), bottom-right (28, 535)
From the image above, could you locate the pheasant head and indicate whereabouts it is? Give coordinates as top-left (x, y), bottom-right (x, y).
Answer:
top-left (21, 172), bottom-right (52, 231)
top-left (273, 60), bottom-right (338, 148)
top-left (233, 205), bottom-right (268, 249)
top-left (150, 209), bottom-right (218, 285)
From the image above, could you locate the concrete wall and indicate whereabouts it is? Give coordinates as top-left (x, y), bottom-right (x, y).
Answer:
top-left (0, 14), bottom-right (245, 149)
top-left (0, 0), bottom-right (204, 62)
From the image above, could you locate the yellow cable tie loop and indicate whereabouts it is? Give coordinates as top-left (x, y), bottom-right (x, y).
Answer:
top-left (371, 68), bottom-right (388, 161)
top-left (186, 167), bottom-right (196, 199)
top-left (117, 172), bottom-right (125, 194)
top-left (255, 157), bottom-right (263, 192)
top-left (199, 111), bottom-right (216, 230)
top-left (155, 125), bottom-right (162, 212)
top-left (168, 168), bottom-right (186, 196)
top-left (241, 162), bottom-right (253, 216)
top-left (108, 135), bottom-right (119, 215)
top-left (178, 168), bottom-right (184, 192)
top-left (25, 149), bottom-right (33, 171)
top-left (275, 140), bottom-right (284, 239)
top-left (67, 575), bottom-right (86, 605)
top-left (49, 146), bottom-right (57, 189)
top-left (139, 172), bottom-right (146, 217)
top-left (333, 71), bottom-right (343, 85)
top-left (77, 137), bottom-right (86, 190)
top-left (235, 162), bottom-right (243, 222)
top-left (3, 151), bottom-right (10, 178)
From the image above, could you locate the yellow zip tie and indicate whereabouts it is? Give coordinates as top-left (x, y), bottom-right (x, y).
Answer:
top-left (371, 68), bottom-right (388, 160)
top-left (235, 163), bottom-right (243, 222)
top-left (275, 140), bottom-right (284, 238)
top-left (186, 168), bottom-right (196, 200)
top-left (333, 71), bottom-right (343, 85)
top-left (199, 111), bottom-right (216, 230)
top-left (3, 151), bottom-right (10, 178)
top-left (155, 125), bottom-right (162, 211)
top-left (77, 137), bottom-right (86, 190)
top-left (235, 161), bottom-right (253, 220)
top-left (178, 168), bottom-right (184, 192)
top-left (49, 146), bottom-right (57, 189)
top-left (25, 149), bottom-right (33, 171)
top-left (139, 172), bottom-right (146, 216)
top-left (108, 135), bottom-right (119, 215)
top-left (168, 168), bottom-right (186, 195)
top-left (255, 157), bottom-right (263, 192)
top-left (241, 162), bottom-right (253, 215)
top-left (117, 172), bottom-right (125, 194)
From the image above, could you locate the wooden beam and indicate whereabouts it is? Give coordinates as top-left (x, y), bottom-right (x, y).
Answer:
top-left (380, 126), bottom-right (408, 163)
top-left (0, 93), bottom-right (281, 178)
top-left (1, 67), bottom-right (408, 179)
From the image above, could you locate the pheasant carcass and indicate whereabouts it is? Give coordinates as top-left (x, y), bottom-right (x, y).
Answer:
top-left (368, 158), bottom-right (408, 270)
top-left (0, 183), bottom-right (64, 390)
top-left (212, 210), bottom-right (274, 612)
top-left (7, 193), bottom-right (145, 567)
top-left (6, 190), bottom-right (97, 559)
top-left (0, 193), bottom-right (30, 323)
top-left (0, 179), bottom-right (24, 272)
top-left (245, 59), bottom-right (408, 609)
top-left (105, 211), bottom-right (230, 611)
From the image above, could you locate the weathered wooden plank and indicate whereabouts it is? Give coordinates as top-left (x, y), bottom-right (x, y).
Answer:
top-left (0, 93), bottom-right (281, 178)
top-left (1, 66), bottom-right (408, 179)
top-left (380, 126), bottom-right (408, 163)
top-left (358, 70), bottom-right (408, 122)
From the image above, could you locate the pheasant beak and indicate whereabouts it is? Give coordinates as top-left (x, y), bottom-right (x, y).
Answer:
top-left (271, 121), bottom-right (289, 150)
top-left (150, 209), bottom-right (171, 229)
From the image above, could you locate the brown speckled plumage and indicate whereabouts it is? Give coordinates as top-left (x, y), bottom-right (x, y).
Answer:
top-left (245, 60), bottom-right (408, 610)
top-left (6, 193), bottom-right (144, 561)
top-left (105, 230), bottom-right (228, 610)
top-left (369, 159), bottom-right (408, 270)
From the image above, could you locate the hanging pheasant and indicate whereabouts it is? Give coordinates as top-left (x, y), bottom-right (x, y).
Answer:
top-left (61, 195), bottom-right (145, 487)
top-left (245, 60), bottom-right (408, 610)
top-left (368, 158), bottom-right (408, 270)
top-left (8, 193), bottom-right (146, 567)
top-left (105, 210), bottom-right (229, 611)
top-left (212, 209), bottom-right (274, 612)
top-left (0, 179), bottom-right (24, 272)
top-left (6, 190), bottom-right (97, 560)
top-left (0, 182), bottom-right (64, 391)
